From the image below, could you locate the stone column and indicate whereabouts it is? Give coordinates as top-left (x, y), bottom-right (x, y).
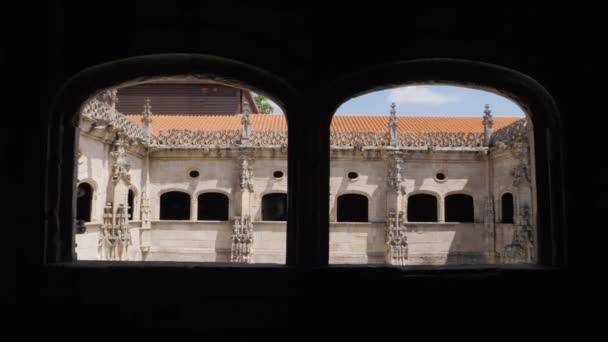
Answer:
top-left (438, 195), bottom-right (445, 223)
top-left (232, 149), bottom-right (254, 263)
top-left (190, 196), bottom-right (198, 221)
top-left (385, 151), bottom-right (408, 265)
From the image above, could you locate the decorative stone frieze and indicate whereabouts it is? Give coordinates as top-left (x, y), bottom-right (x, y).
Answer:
top-left (389, 102), bottom-right (398, 146)
top-left (239, 158), bottom-right (254, 192)
top-left (502, 204), bottom-right (534, 264)
top-left (231, 215), bottom-right (254, 263)
top-left (387, 153), bottom-right (406, 194)
top-left (510, 142), bottom-right (531, 187)
top-left (483, 104), bottom-right (494, 146)
top-left (385, 208), bottom-right (408, 265)
top-left (97, 203), bottom-right (131, 260)
top-left (110, 135), bottom-right (131, 184)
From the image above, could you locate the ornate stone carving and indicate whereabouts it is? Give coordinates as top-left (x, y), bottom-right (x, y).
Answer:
top-left (483, 104), bottom-right (494, 146)
top-left (239, 158), bottom-right (254, 191)
top-left (81, 97), bottom-right (147, 141)
top-left (140, 191), bottom-right (152, 229)
top-left (389, 102), bottom-right (398, 146)
top-left (110, 135), bottom-right (131, 184)
top-left (387, 154), bottom-right (406, 194)
top-left (241, 100), bottom-right (251, 145)
top-left (502, 205), bottom-right (534, 264)
top-left (97, 203), bottom-right (131, 261)
top-left (491, 118), bottom-right (528, 147)
top-left (510, 142), bottom-right (531, 186)
top-left (231, 215), bottom-right (254, 263)
top-left (385, 208), bottom-right (408, 265)
top-left (142, 97), bottom-right (153, 143)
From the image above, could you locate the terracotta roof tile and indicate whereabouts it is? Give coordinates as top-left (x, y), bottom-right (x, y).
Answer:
top-left (126, 114), bottom-right (519, 135)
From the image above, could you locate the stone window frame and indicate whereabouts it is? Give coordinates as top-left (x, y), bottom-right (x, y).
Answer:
top-left (76, 179), bottom-right (97, 223)
top-left (335, 192), bottom-right (370, 223)
top-left (127, 185), bottom-right (138, 221)
top-left (498, 191), bottom-right (516, 224)
top-left (158, 189), bottom-right (192, 221)
top-left (46, 54), bottom-right (565, 268)
top-left (195, 189), bottom-right (232, 221)
top-left (406, 191), bottom-right (441, 223)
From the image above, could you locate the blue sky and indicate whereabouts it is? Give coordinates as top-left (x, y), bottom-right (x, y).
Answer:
top-left (263, 85), bottom-right (525, 117)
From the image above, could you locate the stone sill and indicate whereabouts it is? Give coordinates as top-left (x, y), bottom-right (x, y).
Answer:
top-left (53, 260), bottom-right (558, 275)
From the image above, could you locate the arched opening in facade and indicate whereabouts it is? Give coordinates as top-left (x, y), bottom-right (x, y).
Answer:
top-left (198, 192), bottom-right (229, 221)
top-left (502, 193), bottom-right (514, 223)
top-left (68, 63), bottom-right (289, 263)
top-left (128, 189), bottom-right (135, 220)
top-left (160, 192), bottom-right (190, 220)
top-left (407, 194), bottom-right (438, 222)
top-left (76, 183), bottom-right (93, 222)
top-left (262, 193), bottom-right (287, 221)
top-left (336, 194), bottom-right (368, 222)
top-left (445, 194), bottom-right (474, 223)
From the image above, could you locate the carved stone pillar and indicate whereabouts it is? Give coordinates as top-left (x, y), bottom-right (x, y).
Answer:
top-left (98, 135), bottom-right (132, 260)
top-left (385, 209), bottom-right (408, 265)
top-left (232, 151), bottom-right (254, 262)
top-left (231, 215), bottom-right (254, 263)
top-left (385, 151), bottom-right (408, 265)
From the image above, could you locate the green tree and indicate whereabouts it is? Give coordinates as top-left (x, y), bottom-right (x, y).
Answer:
top-left (254, 94), bottom-right (275, 114)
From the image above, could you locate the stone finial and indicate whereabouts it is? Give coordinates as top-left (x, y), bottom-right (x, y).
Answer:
top-left (483, 104), bottom-right (494, 146)
top-left (100, 88), bottom-right (119, 108)
top-left (241, 99), bottom-right (251, 145)
top-left (142, 98), bottom-right (153, 144)
top-left (389, 102), bottom-right (398, 146)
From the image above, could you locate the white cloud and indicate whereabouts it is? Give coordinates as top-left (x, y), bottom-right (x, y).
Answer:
top-left (387, 86), bottom-right (463, 106)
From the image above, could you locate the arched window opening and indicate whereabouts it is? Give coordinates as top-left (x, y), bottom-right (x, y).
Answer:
top-left (128, 189), bottom-right (135, 220)
top-left (336, 194), bottom-right (368, 222)
top-left (262, 193), bottom-right (287, 221)
top-left (407, 194), bottom-right (438, 222)
top-left (76, 183), bottom-right (93, 222)
top-left (160, 192), bottom-right (190, 220)
top-left (70, 70), bottom-right (288, 263)
top-left (445, 194), bottom-right (474, 223)
top-left (198, 193), bottom-right (229, 221)
top-left (502, 193), bottom-right (514, 224)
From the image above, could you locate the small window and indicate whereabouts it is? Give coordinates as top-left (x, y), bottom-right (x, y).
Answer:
top-left (502, 193), bottom-right (514, 223)
top-left (76, 183), bottom-right (93, 222)
top-left (337, 194), bottom-right (368, 222)
top-left (435, 172), bottom-right (446, 181)
top-left (408, 194), bottom-right (438, 222)
top-left (127, 189), bottom-right (135, 220)
top-left (445, 194), bottom-right (474, 223)
top-left (273, 170), bottom-right (284, 179)
top-left (160, 191), bottom-right (191, 220)
top-left (189, 170), bottom-right (200, 178)
top-left (262, 193), bottom-right (287, 221)
top-left (198, 192), bottom-right (229, 220)
top-left (347, 172), bottom-right (359, 180)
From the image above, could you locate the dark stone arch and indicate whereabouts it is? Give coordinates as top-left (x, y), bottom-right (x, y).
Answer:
top-left (262, 193), bottom-right (287, 221)
top-left (198, 192), bottom-right (229, 221)
top-left (336, 194), bottom-right (368, 222)
top-left (502, 193), bottom-right (514, 224)
top-left (408, 194), bottom-right (438, 222)
top-left (160, 191), bottom-right (191, 220)
top-left (445, 194), bottom-right (474, 223)
top-left (76, 183), bottom-right (93, 222)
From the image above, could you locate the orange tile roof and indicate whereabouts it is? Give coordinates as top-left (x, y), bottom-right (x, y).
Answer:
top-left (126, 114), bottom-right (520, 135)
